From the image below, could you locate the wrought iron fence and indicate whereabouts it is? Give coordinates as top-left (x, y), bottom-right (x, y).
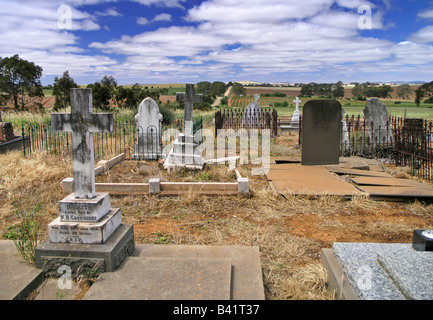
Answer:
top-left (20, 118), bottom-right (204, 161)
top-left (340, 114), bottom-right (394, 159)
top-left (393, 117), bottom-right (433, 181)
top-left (214, 108), bottom-right (278, 137)
top-left (299, 114), bottom-right (433, 181)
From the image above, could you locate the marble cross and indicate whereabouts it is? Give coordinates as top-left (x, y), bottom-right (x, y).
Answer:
top-left (291, 97), bottom-right (302, 123)
top-left (176, 84), bottom-right (203, 136)
top-left (293, 97), bottom-right (302, 112)
top-left (51, 89), bottom-right (113, 199)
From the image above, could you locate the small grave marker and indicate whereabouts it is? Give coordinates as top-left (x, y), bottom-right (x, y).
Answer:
top-left (132, 97), bottom-right (163, 160)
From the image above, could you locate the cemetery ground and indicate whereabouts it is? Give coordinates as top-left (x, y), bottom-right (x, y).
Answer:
top-left (1, 129), bottom-right (433, 300)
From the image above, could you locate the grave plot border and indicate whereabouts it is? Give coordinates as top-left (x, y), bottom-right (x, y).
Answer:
top-left (61, 154), bottom-right (250, 196)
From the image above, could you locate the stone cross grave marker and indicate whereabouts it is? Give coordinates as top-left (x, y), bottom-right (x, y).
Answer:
top-left (292, 97), bottom-right (302, 123)
top-left (36, 88), bottom-right (134, 275)
top-left (176, 84), bottom-right (203, 136)
top-left (301, 99), bottom-right (342, 166)
top-left (51, 88), bottom-right (113, 199)
top-left (0, 106), bottom-right (3, 122)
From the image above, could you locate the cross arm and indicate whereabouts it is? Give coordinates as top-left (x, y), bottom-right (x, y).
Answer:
top-left (51, 113), bottom-right (72, 132)
top-left (88, 113), bottom-right (113, 133)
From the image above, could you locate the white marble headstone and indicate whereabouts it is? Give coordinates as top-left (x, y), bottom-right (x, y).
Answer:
top-left (135, 97), bottom-right (162, 134)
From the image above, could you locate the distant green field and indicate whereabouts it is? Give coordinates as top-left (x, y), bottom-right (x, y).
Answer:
top-left (271, 104), bottom-right (433, 121)
top-left (43, 89), bottom-right (53, 97)
top-left (228, 95), bottom-right (433, 121)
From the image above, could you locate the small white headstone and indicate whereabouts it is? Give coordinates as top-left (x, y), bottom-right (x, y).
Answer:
top-left (132, 97), bottom-right (163, 160)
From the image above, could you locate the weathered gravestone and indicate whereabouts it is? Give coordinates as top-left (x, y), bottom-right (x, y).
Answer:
top-left (163, 84), bottom-right (204, 170)
top-left (363, 98), bottom-right (393, 144)
top-left (132, 97), bottom-right (163, 160)
top-left (341, 109), bottom-right (350, 151)
top-left (0, 107), bottom-right (14, 143)
top-left (0, 107), bottom-right (30, 154)
top-left (35, 88), bottom-right (135, 276)
top-left (301, 100), bottom-right (342, 166)
top-left (244, 94), bottom-right (261, 127)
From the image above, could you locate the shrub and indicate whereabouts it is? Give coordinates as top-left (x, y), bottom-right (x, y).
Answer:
top-left (159, 104), bottom-right (175, 125)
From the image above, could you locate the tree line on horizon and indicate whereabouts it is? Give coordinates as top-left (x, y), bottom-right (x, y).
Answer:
top-left (1, 54), bottom-right (433, 113)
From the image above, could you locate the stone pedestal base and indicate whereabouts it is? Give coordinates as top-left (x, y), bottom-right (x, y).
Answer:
top-left (35, 224), bottom-right (134, 277)
top-left (48, 208), bottom-right (122, 244)
top-left (163, 133), bottom-right (204, 170)
top-left (58, 193), bottom-right (111, 223)
top-left (131, 144), bottom-right (164, 160)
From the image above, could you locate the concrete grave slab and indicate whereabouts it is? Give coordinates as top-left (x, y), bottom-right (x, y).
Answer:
top-left (84, 256), bottom-right (232, 300)
top-left (83, 244), bottom-right (265, 300)
top-left (0, 241), bottom-right (44, 300)
top-left (266, 163), bottom-right (364, 197)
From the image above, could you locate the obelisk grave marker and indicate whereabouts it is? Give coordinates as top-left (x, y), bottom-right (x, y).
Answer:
top-left (36, 88), bottom-right (134, 275)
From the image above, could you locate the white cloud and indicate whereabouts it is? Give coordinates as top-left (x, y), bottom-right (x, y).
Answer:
top-left (419, 9), bottom-right (433, 19)
top-left (2, 0), bottom-right (433, 84)
top-left (187, 0), bottom-right (335, 23)
top-left (335, 0), bottom-right (375, 9)
top-left (130, 0), bottom-right (186, 9)
top-left (95, 8), bottom-right (122, 17)
top-left (153, 13), bottom-right (172, 22)
top-left (136, 17), bottom-right (150, 25)
top-left (410, 25), bottom-right (433, 43)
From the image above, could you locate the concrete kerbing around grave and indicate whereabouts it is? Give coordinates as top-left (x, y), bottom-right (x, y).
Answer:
top-left (61, 153), bottom-right (250, 195)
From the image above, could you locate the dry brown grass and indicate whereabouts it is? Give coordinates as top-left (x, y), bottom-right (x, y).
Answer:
top-left (0, 151), bottom-right (71, 235)
top-left (2, 138), bottom-right (433, 300)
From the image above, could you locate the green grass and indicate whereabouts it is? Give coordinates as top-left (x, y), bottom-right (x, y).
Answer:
top-left (229, 95), bottom-right (433, 121)
top-left (43, 89), bottom-right (53, 97)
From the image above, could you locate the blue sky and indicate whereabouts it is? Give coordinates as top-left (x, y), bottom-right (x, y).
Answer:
top-left (1, 0), bottom-right (433, 85)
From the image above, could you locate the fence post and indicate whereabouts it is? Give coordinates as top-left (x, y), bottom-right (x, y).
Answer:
top-left (22, 125), bottom-right (26, 157)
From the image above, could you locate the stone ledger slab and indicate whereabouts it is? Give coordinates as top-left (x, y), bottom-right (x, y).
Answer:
top-left (332, 243), bottom-right (408, 300)
top-left (84, 256), bottom-right (232, 300)
top-left (135, 244), bottom-right (265, 300)
top-left (378, 250), bottom-right (433, 300)
top-left (0, 241), bottom-right (44, 300)
top-left (83, 244), bottom-right (265, 300)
